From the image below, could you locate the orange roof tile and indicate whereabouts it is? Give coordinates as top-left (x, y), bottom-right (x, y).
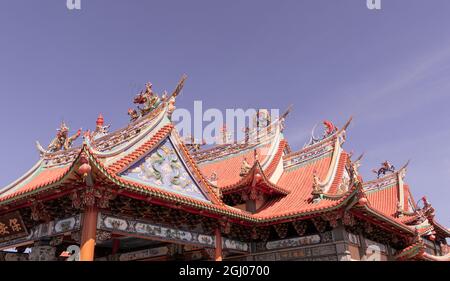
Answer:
top-left (366, 184), bottom-right (399, 218)
top-left (198, 141), bottom-right (273, 188)
top-left (255, 154), bottom-right (340, 218)
top-left (0, 165), bottom-right (71, 202)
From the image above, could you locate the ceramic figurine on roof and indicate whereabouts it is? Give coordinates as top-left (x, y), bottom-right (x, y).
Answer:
top-left (323, 120), bottom-right (337, 137)
top-left (307, 119), bottom-right (338, 146)
top-left (239, 157), bottom-right (252, 177)
top-left (183, 135), bottom-right (205, 152)
top-left (134, 82), bottom-right (162, 117)
top-left (127, 108), bottom-right (139, 122)
top-left (372, 160), bottom-right (396, 178)
top-left (36, 122), bottom-right (82, 154)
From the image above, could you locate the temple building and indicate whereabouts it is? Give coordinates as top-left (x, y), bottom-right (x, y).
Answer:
top-left (0, 77), bottom-right (449, 261)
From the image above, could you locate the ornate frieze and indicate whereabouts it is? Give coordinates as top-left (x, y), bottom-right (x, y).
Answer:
top-left (223, 238), bottom-right (249, 252)
top-left (94, 105), bottom-right (165, 153)
top-left (42, 148), bottom-right (80, 168)
top-left (363, 172), bottom-right (398, 191)
top-left (261, 231), bottom-right (333, 251)
top-left (283, 138), bottom-right (334, 170)
top-left (254, 243), bottom-right (337, 261)
top-left (116, 246), bottom-right (170, 261)
top-left (97, 213), bottom-right (249, 251)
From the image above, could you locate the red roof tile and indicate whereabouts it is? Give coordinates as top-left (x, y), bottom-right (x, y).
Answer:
top-left (0, 165), bottom-right (71, 202)
top-left (198, 141), bottom-right (273, 188)
top-left (255, 154), bottom-right (341, 218)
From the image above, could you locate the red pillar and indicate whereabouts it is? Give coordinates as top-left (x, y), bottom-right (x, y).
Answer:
top-left (215, 228), bottom-right (223, 261)
top-left (111, 238), bottom-right (120, 255)
top-left (79, 206), bottom-right (98, 261)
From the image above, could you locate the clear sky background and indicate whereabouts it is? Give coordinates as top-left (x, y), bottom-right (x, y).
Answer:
top-left (1, 1), bottom-right (450, 225)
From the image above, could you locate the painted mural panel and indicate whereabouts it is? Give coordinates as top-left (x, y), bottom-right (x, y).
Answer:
top-left (120, 138), bottom-right (209, 201)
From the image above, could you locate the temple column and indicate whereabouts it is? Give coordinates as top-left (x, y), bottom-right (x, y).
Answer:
top-left (214, 228), bottom-right (223, 261)
top-left (79, 206), bottom-right (98, 261)
top-left (111, 238), bottom-right (120, 255)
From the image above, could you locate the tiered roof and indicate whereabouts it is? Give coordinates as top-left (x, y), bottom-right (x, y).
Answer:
top-left (0, 78), bottom-right (448, 261)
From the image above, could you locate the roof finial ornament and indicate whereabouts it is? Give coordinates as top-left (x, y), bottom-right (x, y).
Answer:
top-left (279, 104), bottom-right (293, 133)
top-left (372, 160), bottom-right (395, 179)
top-left (307, 119), bottom-right (338, 146)
top-left (92, 113), bottom-right (111, 140)
top-left (132, 81), bottom-right (162, 118)
top-left (349, 153), bottom-right (364, 184)
top-left (239, 157), bottom-right (252, 177)
top-left (167, 74), bottom-right (188, 119)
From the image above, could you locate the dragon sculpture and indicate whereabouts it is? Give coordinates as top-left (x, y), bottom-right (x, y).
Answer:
top-left (36, 122), bottom-right (82, 154)
top-left (127, 75), bottom-right (187, 122)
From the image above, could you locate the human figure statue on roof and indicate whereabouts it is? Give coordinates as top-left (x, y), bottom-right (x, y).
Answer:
top-left (372, 160), bottom-right (396, 178)
top-left (133, 82), bottom-right (161, 117)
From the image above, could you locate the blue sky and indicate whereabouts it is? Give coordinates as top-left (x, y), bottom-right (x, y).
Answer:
top-left (1, 0), bottom-right (450, 225)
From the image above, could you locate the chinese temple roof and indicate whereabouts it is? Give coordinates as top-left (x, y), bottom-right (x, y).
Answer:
top-left (0, 77), bottom-right (448, 250)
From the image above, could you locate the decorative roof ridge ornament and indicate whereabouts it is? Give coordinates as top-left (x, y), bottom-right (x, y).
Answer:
top-left (167, 74), bottom-right (187, 119)
top-left (311, 170), bottom-right (325, 202)
top-left (36, 121), bottom-right (82, 156)
top-left (279, 104), bottom-right (293, 133)
top-left (348, 152), bottom-right (364, 186)
top-left (239, 157), bottom-right (252, 177)
top-left (91, 113), bottom-right (111, 140)
top-left (372, 160), bottom-right (396, 179)
top-left (125, 74), bottom-right (186, 123)
top-left (371, 159), bottom-right (409, 180)
top-left (305, 116), bottom-right (352, 148)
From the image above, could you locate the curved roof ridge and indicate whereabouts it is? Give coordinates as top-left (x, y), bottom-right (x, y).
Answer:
top-left (0, 158), bottom-right (44, 196)
top-left (221, 161), bottom-right (290, 196)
